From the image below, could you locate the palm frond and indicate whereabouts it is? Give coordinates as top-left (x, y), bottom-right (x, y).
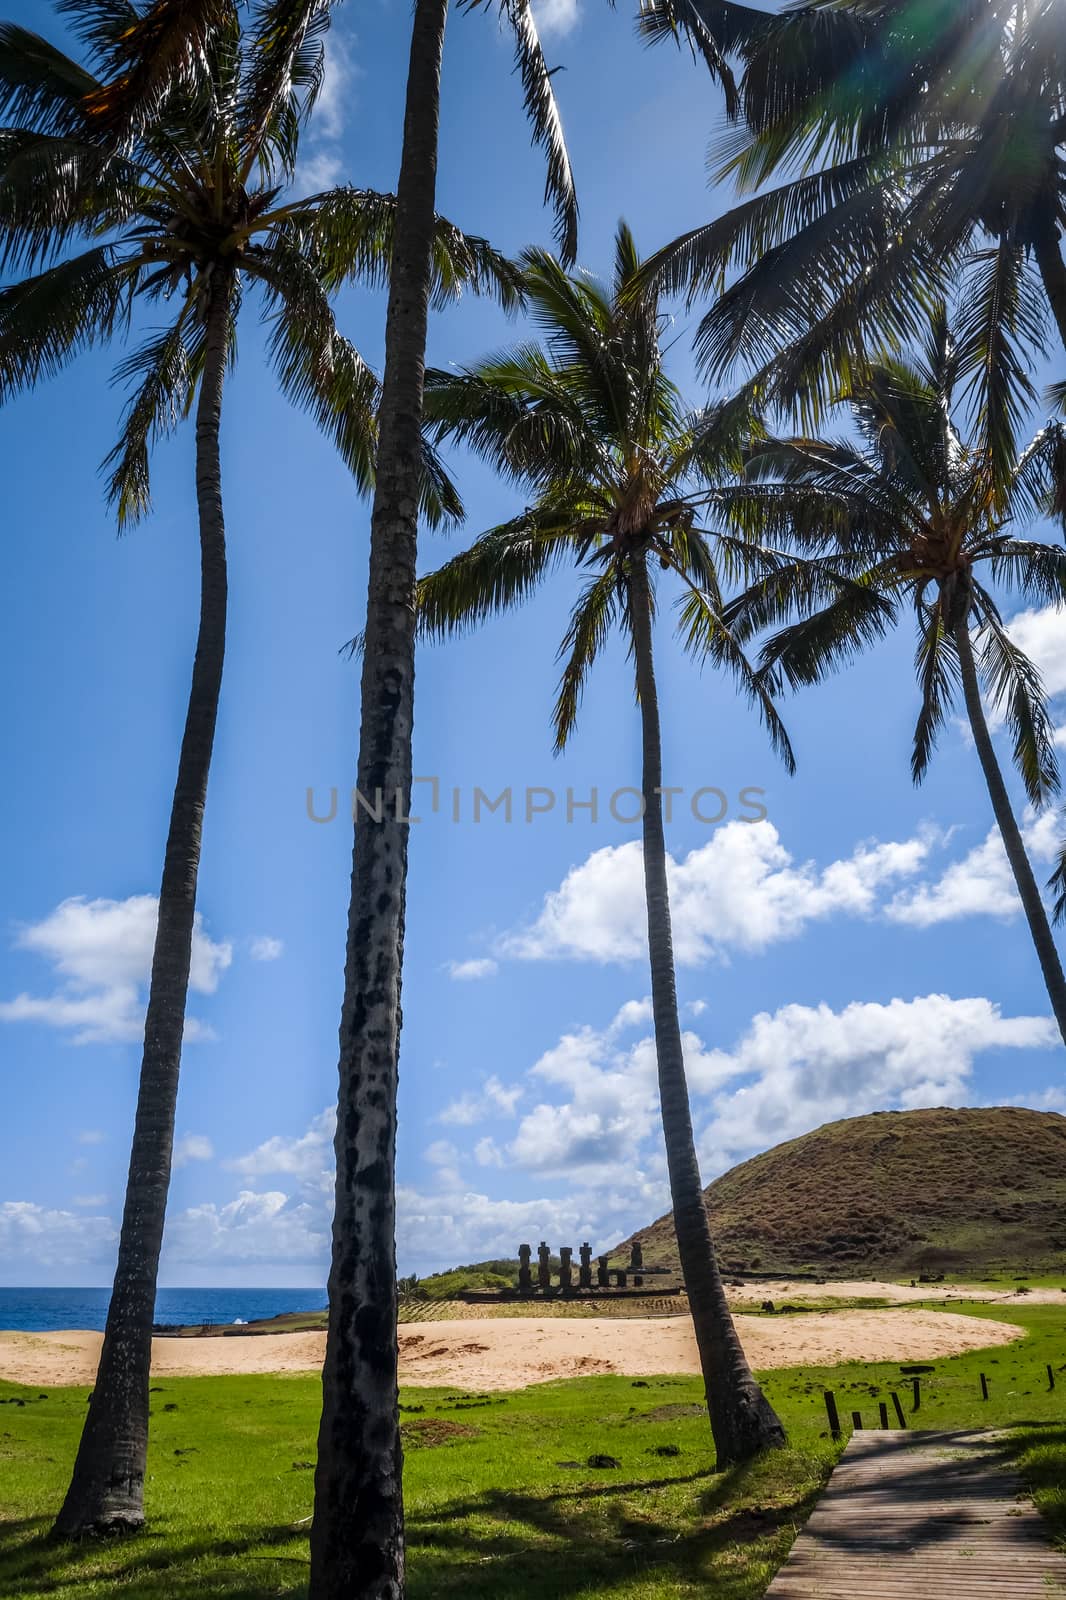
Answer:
top-left (675, 582), bottom-right (796, 770)
top-left (552, 569), bottom-right (619, 750)
top-left (417, 510), bottom-right (576, 641)
top-left (103, 305), bottom-right (200, 523)
top-left (756, 582), bottom-right (898, 695)
top-left (237, 0), bottom-right (331, 177)
top-left (975, 610), bottom-right (1059, 806)
top-left (0, 243), bottom-right (140, 398)
top-left (911, 592), bottom-right (959, 784)
top-left (0, 22), bottom-right (100, 135)
top-left (495, 0), bottom-right (578, 265)
top-left (250, 240), bottom-right (380, 500)
top-left (955, 241), bottom-right (1047, 492)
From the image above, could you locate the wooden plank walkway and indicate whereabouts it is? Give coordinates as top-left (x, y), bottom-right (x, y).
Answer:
top-left (765, 1429), bottom-right (1066, 1598)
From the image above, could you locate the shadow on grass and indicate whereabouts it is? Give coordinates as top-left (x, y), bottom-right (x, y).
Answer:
top-left (0, 1518), bottom-right (311, 1600)
top-left (404, 1454), bottom-right (825, 1600)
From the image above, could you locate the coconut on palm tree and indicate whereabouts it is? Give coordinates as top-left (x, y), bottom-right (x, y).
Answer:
top-left (414, 223), bottom-right (790, 1469)
top-left (309, 1), bottom-right (576, 1591)
top-left (0, 0), bottom-right (521, 1538)
top-left (720, 316), bottom-right (1066, 1039)
top-left (639, 0), bottom-right (1066, 422)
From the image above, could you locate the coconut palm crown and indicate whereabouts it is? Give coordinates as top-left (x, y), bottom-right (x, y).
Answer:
top-left (0, 0), bottom-right (523, 513)
top-left (418, 223), bottom-right (792, 757)
top-left (417, 223), bottom-right (792, 1466)
top-left (639, 0), bottom-right (1066, 455)
top-left (719, 314), bottom-right (1066, 1037)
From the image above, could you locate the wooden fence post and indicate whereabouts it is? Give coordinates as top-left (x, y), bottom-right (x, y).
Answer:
top-left (824, 1390), bottom-right (842, 1440)
top-left (851, 1411), bottom-right (863, 1430)
top-left (879, 1401), bottom-right (889, 1428)
top-left (892, 1392), bottom-right (907, 1428)
top-left (912, 1376), bottom-right (921, 1412)
top-left (1048, 1364), bottom-right (1056, 1392)
top-left (980, 1372), bottom-right (989, 1401)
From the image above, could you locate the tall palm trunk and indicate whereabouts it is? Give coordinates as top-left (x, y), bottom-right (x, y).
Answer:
top-left (954, 607), bottom-right (1066, 1046)
top-left (1033, 213), bottom-right (1066, 358)
top-left (53, 269), bottom-right (231, 1538)
top-left (627, 552), bottom-right (785, 1467)
top-left (308, 0), bottom-right (448, 1593)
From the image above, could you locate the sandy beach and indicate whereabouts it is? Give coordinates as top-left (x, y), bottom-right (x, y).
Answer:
top-left (0, 1306), bottom-right (1025, 1390)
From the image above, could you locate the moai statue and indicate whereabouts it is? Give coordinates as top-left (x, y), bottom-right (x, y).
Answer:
top-left (537, 1240), bottom-right (552, 1290)
top-left (518, 1243), bottom-right (533, 1294)
top-left (579, 1242), bottom-right (593, 1289)
top-left (630, 1240), bottom-right (643, 1272)
top-left (597, 1254), bottom-right (610, 1288)
top-left (634, 1275), bottom-right (644, 1288)
top-left (559, 1246), bottom-right (573, 1290)
top-left (616, 1268), bottom-right (628, 1289)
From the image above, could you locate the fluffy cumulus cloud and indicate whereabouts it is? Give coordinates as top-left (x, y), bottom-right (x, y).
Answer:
top-left (225, 1108), bottom-right (335, 1183)
top-left (174, 1134), bottom-right (214, 1169)
top-left (0, 894), bottom-right (231, 1043)
top-left (1008, 605), bottom-right (1066, 701)
top-left (164, 1191), bottom-right (328, 1268)
top-left (439, 1075), bottom-right (523, 1126)
top-left (888, 811), bottom-right (1060, 926)
top-left (694, 995), bottom-right (1059, 1173)
top-left (501, 821), bottom-right (937, 964)
top-left (0, 1200), bottom-right (116, 1270)
top-left (35, 979), bottom-right (1047, 1282)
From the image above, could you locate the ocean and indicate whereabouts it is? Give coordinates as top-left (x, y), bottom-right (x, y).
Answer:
top-left (0, 1287), bottom-right (326, 1333)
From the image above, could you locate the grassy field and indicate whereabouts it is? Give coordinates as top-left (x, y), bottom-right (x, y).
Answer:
top-left (0, 1302), bottom-right (1063, 1599)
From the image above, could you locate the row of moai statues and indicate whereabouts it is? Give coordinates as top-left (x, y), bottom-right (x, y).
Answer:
top-left (517, 1239), bottom-right (644, 1293)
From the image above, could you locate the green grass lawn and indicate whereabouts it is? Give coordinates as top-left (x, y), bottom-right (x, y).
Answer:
top-left (0, 1302), bottom-right (1063, 1599)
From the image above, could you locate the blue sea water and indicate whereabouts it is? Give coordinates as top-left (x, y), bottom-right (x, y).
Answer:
top-left (0, 1287), bottom-right (326, 1333)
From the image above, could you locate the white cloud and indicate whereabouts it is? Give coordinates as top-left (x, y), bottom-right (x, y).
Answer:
top-left (502, 821), bottom-right (935, 965)
top-left (0, 895), bottom-right (231, 1043)
top-left (77, 1129), bottom-right (105, 1145)
top-left (164, 1191), bottom-right (327, 1267)
top-left (447, 958), bottom-right (498, 981)
top-left (250, 936), bottom-right (283, 962)
top-left (174, 1134), bottom-right (214, 1169)
top-left (0, 1200), bottom-right (116, 1269)
top-left (532, 0), bottom-right (580, 37)
top-left (697, 995), bottom-right (1059, 1172)
top-left (1008, 606), bottom-right (1066, 700)
top-left (474, 1137), bottom-right (505, 1167)
top-left (73, 1193), bottom-right (108, 1208)
top-left (439, 1075), bottom-right (523, 1126)
top-left (888, 812), bottom-right (1060, 926)
top-left (295, 33), bottom-right (358, 195)
top-left (225, 1108), bottom-right (335, 1181)
top-left (202, 981), bottom-right (1061, 1279)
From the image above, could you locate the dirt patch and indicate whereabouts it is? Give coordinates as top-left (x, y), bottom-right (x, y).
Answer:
top-left (400, 1418), bottom-right (480, 1448)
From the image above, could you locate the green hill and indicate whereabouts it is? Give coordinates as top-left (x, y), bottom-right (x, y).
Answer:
top-left (614, 1106), bottom-right (1066, 1278)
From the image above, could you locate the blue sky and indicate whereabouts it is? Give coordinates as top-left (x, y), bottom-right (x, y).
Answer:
top-left (1, 0), bottom-right (1064, 1289)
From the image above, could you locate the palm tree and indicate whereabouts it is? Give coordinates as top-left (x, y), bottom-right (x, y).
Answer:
top-left (639, 0), bottom-right (1066, 437)
top-left (414, 224), bottom-right (789, 1469)
top-left (308, 1), bottom-right (577, 1592)
top-left (0, 0), bottom-right (520, 1538)
top-left (720, 317), bottom-right (1066, 1040)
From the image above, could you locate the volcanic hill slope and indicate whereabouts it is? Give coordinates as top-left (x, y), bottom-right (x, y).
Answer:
top-left (615, 1107), bottom-right (1066, 1278)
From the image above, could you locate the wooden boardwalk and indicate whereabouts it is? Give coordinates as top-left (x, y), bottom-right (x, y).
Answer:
top-left (765, 1429), bottom-right (1066, 1598)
